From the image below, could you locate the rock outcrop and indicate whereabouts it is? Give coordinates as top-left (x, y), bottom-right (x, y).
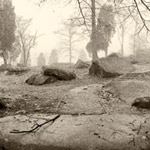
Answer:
top-left (25, 74), bottom-right (57, 85)
top-left (26, 66), bottom-right (76, 85)
top-left (89, 57), bottom-right (135, 78)
top-left (42, 66), bottom-right (76, 81)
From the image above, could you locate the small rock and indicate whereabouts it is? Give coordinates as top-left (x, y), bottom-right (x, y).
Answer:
top-left (132, 97), bottom-right (150, 109)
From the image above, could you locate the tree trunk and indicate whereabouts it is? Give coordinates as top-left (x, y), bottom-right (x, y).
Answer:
top-left (2, 50), bottom-right (8, 66)
top-left (121, 24), bottom-right (124, 56)
top-left (91, 0), bottom-right (98, 62)
top-left (25, 49), bottom-right (30, 66)
top-left (23, 48), bottom-right (26, 66)
top-left (69, 37), bottom-right (72, 64)
top-left (133, 23), bottom-right (137, 54)
top-left (105, 48), bottom-right (108, 58)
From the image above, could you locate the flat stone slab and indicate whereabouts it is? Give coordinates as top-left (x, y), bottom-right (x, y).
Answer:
top-left (0, 114), bottom-right (150, 150)
top-left (63, 84), bottom-right (105, 114)
top-left (103, 80), bottom-right (150, 105)
top-left (120, 71), bottom-right (150, 80)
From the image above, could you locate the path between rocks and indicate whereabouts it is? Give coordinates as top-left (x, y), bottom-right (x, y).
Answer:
top-left (62, 84), bottom-right (105, 114)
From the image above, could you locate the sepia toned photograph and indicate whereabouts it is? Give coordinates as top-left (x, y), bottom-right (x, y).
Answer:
top-left (0, 0), bottom-right (150, 149)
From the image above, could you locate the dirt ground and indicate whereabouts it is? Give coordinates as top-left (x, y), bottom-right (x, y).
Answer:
top-left (0, 63), bottom-right (150, 150)
top-left (0, 64), bottom-right (110, 116)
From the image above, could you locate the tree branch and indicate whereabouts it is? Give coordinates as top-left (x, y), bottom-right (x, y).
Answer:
top-left (10, 115), bottom-right (60, 134)
top-left (76, 0), bottom-right (89, 31)
top-left (133, 0), bottom-right (150, 32)
top-left (141, 0), bottom-right (150, 11)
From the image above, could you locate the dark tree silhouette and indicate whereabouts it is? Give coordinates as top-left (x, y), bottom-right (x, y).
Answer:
top-left (0, 0), bottom-right (16, 65)
top-left (37, 52), bottom-right (46, 66)
top-left (48, 49), bottom-right (58, 65)
top-left (86, 4), bottom-right (116, 58)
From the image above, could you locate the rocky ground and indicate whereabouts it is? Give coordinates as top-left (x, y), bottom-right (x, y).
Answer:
top-left (0, 63), bottom-right (150, 150)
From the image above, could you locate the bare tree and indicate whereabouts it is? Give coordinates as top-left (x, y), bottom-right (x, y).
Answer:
top-left (9, 35), bottom-right (21, 65)
top-left (55, 19), bottom-right (81, 63)
top-left (16, 16), bottom-right (38, 66)
top-left (76, 0), bottom-right (150, 59)
top-left (37, 0), bottom-right (100, 61)
top-left (130, 27), bottom-right (150, 53)
top-left (116, 8), bottom-right (132, 56)
top-left (114, 0), bottom-right (150, 33)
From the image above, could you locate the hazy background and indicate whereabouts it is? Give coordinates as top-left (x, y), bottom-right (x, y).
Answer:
top-left (10, 0), bottom-right (132, 66)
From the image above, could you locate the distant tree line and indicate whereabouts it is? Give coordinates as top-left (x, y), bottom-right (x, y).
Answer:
top-left (37, 49), bottom-right (58, 66)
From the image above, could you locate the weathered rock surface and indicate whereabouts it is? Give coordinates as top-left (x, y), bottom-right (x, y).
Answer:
top-left (103, 80), bottom-right (150, 105)
top-left (42, 66), bottom-right (76, 80)
top-left (26, 66), bottom-right (76, 85)
top-left (89, 57), bottom-right (135, 78)
top-left (25, 74), bottom-right (57, 85)
top-left (120, 71), bottom-right (150, 80)
top-left (0, 114), bottom-right (150, 150)
top-left (65, 84), bottom-right (105, 114)
top-left (75, 59), bottom-right (90, 69)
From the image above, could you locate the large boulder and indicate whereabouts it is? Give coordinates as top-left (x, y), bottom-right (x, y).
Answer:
top-left (25, 74), bottom-right (57, 85)
top-left (42, 66), bottom-right (76, 80)
top-left (89, 57), bottom-right (135, 78)
top-left (75, 59), bottom-right (90, 69)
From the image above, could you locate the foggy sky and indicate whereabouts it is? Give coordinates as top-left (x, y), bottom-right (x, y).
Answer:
top-left (7, 0), bottom-right (133, 65)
